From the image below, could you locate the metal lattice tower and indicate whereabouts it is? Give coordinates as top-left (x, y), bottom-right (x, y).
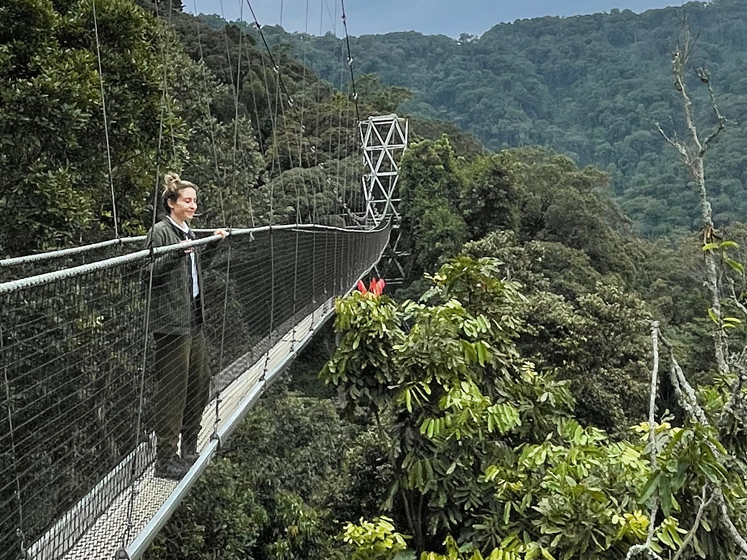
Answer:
top-left (360, 114), bottom-right (409, 282)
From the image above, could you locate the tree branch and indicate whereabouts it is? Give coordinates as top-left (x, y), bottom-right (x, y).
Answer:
top-left (665, 20), bottom-right (729, 374)
top-left (671, 486), bottom-right (712, 560)
top-left (647, 321), bottom-right (661, 546)
top-left (672, 38), bottom-right (703, 157)
top-left (658, 332), bottom-right (711, 425)
top-left (625, 544), bottom-right (664, 560)
top-left (656, 331), bottom-right (747, 555)
top-left (655, 120), bottom-right (689, 162)
top-left (698, 67), bottom-right (728, 156)
top-left (714, 487), bottom-right (747, 556)
top-left (728, 278), bottom-right (747, 318)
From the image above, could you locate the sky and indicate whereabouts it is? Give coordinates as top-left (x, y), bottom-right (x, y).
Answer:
top-left (187, 0), bottom-right (687, 38)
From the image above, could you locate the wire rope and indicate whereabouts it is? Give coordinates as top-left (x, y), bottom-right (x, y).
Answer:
top-left (1, 322), bottom-right (27, 559)
top-left (91, 0), bottom-right (119, 240)
top-left (335, 9), bottom-right (346, 222)
top-left (298, 0), bottom-right (322, 225)
top-left (340, 0), bottom-right (361, 126)
top-left (340, 0), bottom-right (365, 225)
top-left (193, 0), bottom-right (228, 224)
top-left (119, 0), bottom-right (170, 549)
top-left (213, 0), bottom-right (248, 440)
top-left (242, 1), bottom-right (281, 382)
top-left (242, 24), bottom-right (266, 156)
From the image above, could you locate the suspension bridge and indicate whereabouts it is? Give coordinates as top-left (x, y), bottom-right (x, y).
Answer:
top-left (0, 0), bottom-right (410, 558)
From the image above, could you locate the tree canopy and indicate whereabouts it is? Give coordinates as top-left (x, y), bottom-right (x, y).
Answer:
top-left (214, 0), bottom-right (747, 238)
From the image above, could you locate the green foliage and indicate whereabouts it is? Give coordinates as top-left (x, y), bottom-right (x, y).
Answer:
top-left (224, 390), bottom-right (355, 502)
top-left (519, 282), bottom-right (652, 434)
top-left (144, 458), bottom-right (267, 560)
top-left (459, 155), bottom-right (519, 240)
top-left (398, 136), bottom-right (466, 274)
top-left (481, 419), bottom-right (650, 558)
top-left (341, 517), bottom-right (413, 560)
top-left (398, 138), bottom-right (524, 277)
top-left (323, 257), bottom-right (656, 559)
top-left (0, 0), bottom-right (163, 254)
top-left (144, 388), bottom-right (369, 560)
top-left (464, 205), bottom-right (653, 433)
top-left (355, 74), bottom-right (412, 113)
top-left (247, 1), bottom-right (747, 236)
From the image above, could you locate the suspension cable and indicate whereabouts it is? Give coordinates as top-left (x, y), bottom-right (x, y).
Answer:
top-left (340, 0), bottom-right (365, 224)
top-left (335, 7), bottom-right (346, 221)
top-left (214, 0), bottom-right (246, 437)
top-left (193, 0), bottom-right (228, 225)
top-left (340, 0), bottom-right (361, 127)
top-left (245, 0), bottom-right (294, 111)
top-left (1, 323), bottom-right (27, 559)
top-left (120, 0), bottom-right (170, 549)
top-left (91, 0), bottom-right (119, 240)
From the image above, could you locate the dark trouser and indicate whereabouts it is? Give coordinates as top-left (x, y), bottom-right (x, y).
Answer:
top-left (153, 327), bottom-right (210, 462)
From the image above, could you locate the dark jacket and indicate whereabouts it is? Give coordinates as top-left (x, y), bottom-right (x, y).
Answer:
top-left (145, 217), bottom-right (206, 335)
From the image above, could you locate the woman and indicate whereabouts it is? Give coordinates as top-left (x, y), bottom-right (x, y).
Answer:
top-left (145, 172), bottom-right (226, 480)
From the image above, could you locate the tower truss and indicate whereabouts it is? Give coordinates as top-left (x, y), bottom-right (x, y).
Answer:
top-left (360, 114), bottom-right (409, 283)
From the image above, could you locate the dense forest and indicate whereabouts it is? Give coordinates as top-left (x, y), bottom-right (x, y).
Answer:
top-left (4, 0), bottom-right (747, 559)
top-left (0, 0), bottom-right (373, 258)
top-left (205, 0), bottom-right (747, 238)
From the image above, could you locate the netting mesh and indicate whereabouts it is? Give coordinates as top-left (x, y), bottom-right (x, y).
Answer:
top-left (0, 239), bottom-right (146, 283)
top-left (0, 223), bottom-right (389, 560)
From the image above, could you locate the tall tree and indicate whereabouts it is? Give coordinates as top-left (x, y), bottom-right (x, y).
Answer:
top-left (0, 0), bottom-right (165, 256)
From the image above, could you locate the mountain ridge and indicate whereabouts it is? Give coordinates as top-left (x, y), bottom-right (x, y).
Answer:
top-left (202, 0), bottom-right (747, 236)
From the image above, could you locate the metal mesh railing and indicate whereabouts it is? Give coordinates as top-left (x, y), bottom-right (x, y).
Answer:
top-left (0, 223), bottom-right (389, 560)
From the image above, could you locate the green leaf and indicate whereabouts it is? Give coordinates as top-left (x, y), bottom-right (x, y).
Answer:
top-left (638, 472), bottom-right (661, 504)
top-left (660, 475), bottom-right (672, 516)
top-left (724, 256), bottom-right (745, 274)
top-left (476, 341), bottom-right (488, 366)
top-left (702, 243), bottom-right (720, 252)
top-left (540, 547), bottom-right (556, 560)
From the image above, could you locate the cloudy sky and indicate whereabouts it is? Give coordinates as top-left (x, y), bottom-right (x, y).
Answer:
top-left (187, 0), bottom-right (686, 38)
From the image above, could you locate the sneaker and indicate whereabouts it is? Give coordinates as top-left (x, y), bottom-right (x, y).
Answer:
top-left (154, 455), bottom-right (190, 480)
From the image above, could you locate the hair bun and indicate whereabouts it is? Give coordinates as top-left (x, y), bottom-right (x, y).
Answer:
top-left (164, 172), bottom-right (181, 188)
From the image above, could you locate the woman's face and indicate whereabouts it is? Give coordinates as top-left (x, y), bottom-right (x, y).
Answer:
top-left (169, 187), bottom-right (197, 223)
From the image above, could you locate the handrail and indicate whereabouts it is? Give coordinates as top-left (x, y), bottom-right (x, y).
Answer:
top-left (0, 223), bottom-right (390, 295)
top-left (0, 237), bottom-right (145, 267)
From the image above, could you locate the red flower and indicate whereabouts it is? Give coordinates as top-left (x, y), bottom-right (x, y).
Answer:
top-left (370, 278), bottom-right (385, 296)
top-left (357, 278), bottom-right (386, 297)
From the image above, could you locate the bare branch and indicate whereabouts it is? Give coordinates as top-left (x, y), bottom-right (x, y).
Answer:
top-left (720, 356), bottom-right (747, 431)
top-left (698, 67), bottom-right (728, 156)
top-left (672, 486), bottom-right (712, 560)
top-left (672, 32), bottom-right (703, 156)
top-left (728, 278), bottom-right (747, 318)
top-left (647, 321), bottom-right (661, 546)
top-left (714, 488), bottom-right (747, 556)
top-left (656, 331), bottom-right (747, 554)
top-left (655, 120), bottom-right (689, 162)
top-left (625, 544), bottom-right (664, 560)
top-left (717, 281), bottom-right (747, 429)
top-left (659, 332), bottom-right (711, 425)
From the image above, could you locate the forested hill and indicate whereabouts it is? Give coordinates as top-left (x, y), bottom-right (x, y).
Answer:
top-left (204, 0), bottom-right (747, 237)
